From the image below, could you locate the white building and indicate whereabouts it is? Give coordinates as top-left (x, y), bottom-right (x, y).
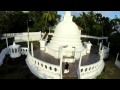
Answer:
top-left (0, 11), bottom-right (110, 79)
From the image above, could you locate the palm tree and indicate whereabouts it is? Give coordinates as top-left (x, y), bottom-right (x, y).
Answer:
top-left (42, 11), bottom-right (57, 32)
top-left (79, 12), bottom-right (87, 34)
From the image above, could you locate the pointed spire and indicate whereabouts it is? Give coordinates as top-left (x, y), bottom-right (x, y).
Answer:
top-left (64, 11), bottom-right (73, 22)
top-left (65, 11), bottom-right (71, 16)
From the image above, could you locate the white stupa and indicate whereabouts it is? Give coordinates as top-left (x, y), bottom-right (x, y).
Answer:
top-left (45, 11), bottom-right (85, 59)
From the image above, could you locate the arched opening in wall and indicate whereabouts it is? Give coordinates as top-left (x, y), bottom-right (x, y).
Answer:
top-left (45, 65), bottom-right (47, 69)
top-left (54, 68), bottom-right (57, 72)
top-left (15, 48), bottom-right (17, 53)
top-left (41, 64), bottom-right (43, 67)
top-left (9, 49), bottom-right (11, 53)
top-left (12, 49), bottom-right (14, 53)
top-left (85, 68), bottom-right (87, 72)
top-left (81, 69), bottom-right (83, 72)
top-left (23, 49), bottom-right (25, 52)
top-left (49, 67), bottom-right (52, 70)
top-left (89, 67), bottom-right (91, 70)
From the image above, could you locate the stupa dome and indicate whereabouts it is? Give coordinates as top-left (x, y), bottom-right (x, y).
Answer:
top-left (54, 21), bottom-right (80, 36)
top-left (45, 11), bottom-right (85, 58)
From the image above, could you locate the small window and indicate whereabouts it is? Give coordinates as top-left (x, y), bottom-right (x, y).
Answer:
top-left (38, 62), bottom-right (39, 65)
top-left (81, 69), bottom-right (83, 72)
top-left (89, 67), bottom-right (91, 70)
top-left (54, 68), bottom-right (57, 72)
top-left (35, 61), bottom-right (36, 64)
top-left (12, 49), bottom-right (14, 53)
top-left (49, 67), bottom-right (52, 70)
top-left (85, 68), bottom-right (87, 72)
top-left (92, 66), bottom-right (94, 69)
top-left (9, 49), bottom-right (11, 53)
top-left (45, 65), bottom-right (47, 69)
top-left (15, 49), bottom-right (17, 53)
top-left (41, 64), bottom-right (43, 67)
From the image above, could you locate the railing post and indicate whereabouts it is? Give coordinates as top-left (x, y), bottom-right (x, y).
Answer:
top-left (78, 51), bottom-right (82, 79)
top-left (100, 47), bottom-right (104, 60)
top-left (116, 53), bottom-right (119, 61)
top-left (60, 47), bottom-right (63, 79)
top-left (31, 42), bottom-right (34, 56)
top-left (108, 42), bottom-right (110, 48)
top-left (97, 39), bottom-right (99, 45)
top-left (6, 37), bottom-right (8, 48)
top-left (99, 42), bottom-right (102, 52)
top-left (27, 27), bottom-right (30, 53)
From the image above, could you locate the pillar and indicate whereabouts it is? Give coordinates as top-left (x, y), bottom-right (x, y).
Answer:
top-left (99, 42), bottom-right (102, 52)
top-left (116, 53), bottom-right (119, 61)
top-left (27, 27), bottom-right (30, 53)
top-left (60, 47), bottom-right (63, 79)
top-left (6, 38), bottom-right (8, 48)
top-left (79, 52), bottom-right (82, 68)
top-left (97, 39), bottom-right (99, 45)
top-left (78, 51), bottom-right (82, 79)
top-left (31, 42), bottom-right (34, 56)
top-left (100, 47), bottom-right (104, 60)
top-left (108, 42), bottom-right (110, 48)
top-left (40, 40), bottom-right (46, 51)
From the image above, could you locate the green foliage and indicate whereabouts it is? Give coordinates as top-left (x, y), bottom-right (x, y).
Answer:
top-left (29, 11), bottom-right (61, 32)
top-left (109, 32), bottom-right (120, 55)
top-left (73, 11), bottom-right (120, 37)
top-left (96, 72), bottom-right (105, 79)
top-left (0, 11), bottom-right (28, 35)
top-left (50, 29), bottom-right (54, 33)
top-left (0, 11), bottom-right (61, 34)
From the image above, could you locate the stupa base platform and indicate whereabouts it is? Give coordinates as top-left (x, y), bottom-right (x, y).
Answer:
top-left (33, 45), bottom-right (100, 78)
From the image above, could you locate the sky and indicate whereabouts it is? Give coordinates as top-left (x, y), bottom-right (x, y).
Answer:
top-left (57, 11), bottom-right (120, 20)
top-left (23, 11), bottom-right (120, 20)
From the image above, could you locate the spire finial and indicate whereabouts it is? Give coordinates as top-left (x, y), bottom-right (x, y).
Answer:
top-left (64, 11), bottom-right (73, 21)
top-left (65, 11), bottom-right (71, 16)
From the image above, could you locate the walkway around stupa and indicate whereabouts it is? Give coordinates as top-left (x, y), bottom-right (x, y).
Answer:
top-left (33, 45), bottom-right (100, 78)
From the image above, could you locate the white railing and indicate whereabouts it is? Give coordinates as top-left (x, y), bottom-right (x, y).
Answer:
top-left (77, 49), bottom-right (105, 79)
top-left (26, 53), bottom-right (61, 79)
top-left (78, 58), bottom-right (104, 79)
top-left (1, 32), bottom-right (41, 42)
top-left (81, 35), bottom-right (108, 40)
top-left (0, 48), bottom-right (9, 66)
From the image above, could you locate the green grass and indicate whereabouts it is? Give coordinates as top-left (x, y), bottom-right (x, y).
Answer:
top-left (96, 72), bottom-right (105, 79)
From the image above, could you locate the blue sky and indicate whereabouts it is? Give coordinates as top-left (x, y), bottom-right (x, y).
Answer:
top-left (58, 11), bottom-right (120, 19)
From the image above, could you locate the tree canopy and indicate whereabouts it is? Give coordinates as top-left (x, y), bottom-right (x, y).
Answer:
top-left (0, 11), bottom-right (61, 35)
